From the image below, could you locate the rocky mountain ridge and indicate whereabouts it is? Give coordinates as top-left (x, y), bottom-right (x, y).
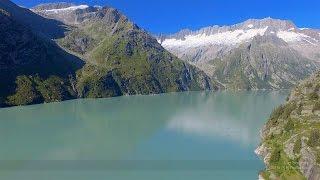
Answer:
top-left (158, 18), bottom-right (320, 62)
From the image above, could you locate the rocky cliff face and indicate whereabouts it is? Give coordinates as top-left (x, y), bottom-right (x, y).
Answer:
top-left (157, 18), bottom-right (320, 90)
top-left (0, 1), bottom-right (216, 108)
top-left (257, 71), bottom-right (320, 179)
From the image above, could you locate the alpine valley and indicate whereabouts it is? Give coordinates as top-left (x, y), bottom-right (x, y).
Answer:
top-left (2, 1), bottom-right (320, 180)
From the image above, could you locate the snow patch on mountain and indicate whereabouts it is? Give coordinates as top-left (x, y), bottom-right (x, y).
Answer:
top-left (288, 28), bottom-right (295, 31)
top-left (43, 5), bottom-right (89, 13)
top-left (276, 31), bottom-right (318, 45)
top-left (277, 31), bottom-right (310, 42)
top-left (160, 26), bottom-right (269, 48)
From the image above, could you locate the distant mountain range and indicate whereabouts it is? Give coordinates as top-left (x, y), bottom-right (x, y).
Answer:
top-left (0, 1), bottom-right (215, 107)
top-left (157, 18), bottom-right (320, 89)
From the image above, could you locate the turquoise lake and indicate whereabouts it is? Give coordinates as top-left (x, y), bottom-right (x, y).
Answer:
top-left (0, 91), bottom-right (288, 180)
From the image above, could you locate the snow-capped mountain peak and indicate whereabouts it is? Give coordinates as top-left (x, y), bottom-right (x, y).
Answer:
top-left (158, 18), bottom-right (319, 48)
top-left (157, 18), bottom-right (320, 63)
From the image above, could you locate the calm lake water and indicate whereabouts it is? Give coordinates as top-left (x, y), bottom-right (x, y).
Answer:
top-left (0, 91), bottom-right (288, 180)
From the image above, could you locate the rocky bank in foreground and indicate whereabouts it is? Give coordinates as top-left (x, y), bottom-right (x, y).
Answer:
top-left (256, 72), bottom-right (320, 180)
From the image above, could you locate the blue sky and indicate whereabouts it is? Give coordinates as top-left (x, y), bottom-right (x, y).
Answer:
top-left (12, 0), bottom-right (320, 34)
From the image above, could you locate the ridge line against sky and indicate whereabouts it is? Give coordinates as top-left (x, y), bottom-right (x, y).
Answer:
top-left (12, 0), bottom-right (320, 34)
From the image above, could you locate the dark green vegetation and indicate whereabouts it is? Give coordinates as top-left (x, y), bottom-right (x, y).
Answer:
top-left (258, 72), bottom-right (320, 180)
top-left (6, 75), bottom-right (75, 106)
top-left (0, 1), bottom-right (216, 108)
top-left (0, 4), bottom-right (83, 107)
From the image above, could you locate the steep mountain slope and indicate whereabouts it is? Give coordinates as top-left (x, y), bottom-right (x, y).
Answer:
top-left (0, 1), bottom-right (216, 107)
top-left (32, 3), bottom-right (216, 98)
top-left (256, 72), bottom-right (320, 180)
top-left (0, 5), bottom-right (84, 107)
top-left (158, 18), bottom-right (320, 90)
